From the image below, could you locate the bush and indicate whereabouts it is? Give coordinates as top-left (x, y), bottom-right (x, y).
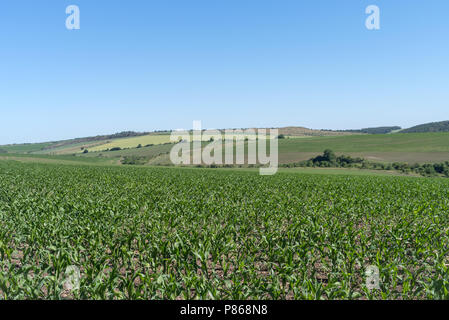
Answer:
top-left (282, 150), bottom-right (449, 179)
top-left (121, 156), bottom-right (147, 165)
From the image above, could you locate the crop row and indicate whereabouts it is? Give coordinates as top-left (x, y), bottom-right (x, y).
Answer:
top-left (0, 161), bottom-right (448, 299)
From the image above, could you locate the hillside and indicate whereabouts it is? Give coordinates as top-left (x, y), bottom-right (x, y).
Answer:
top-left (341, 126), bottom-right (402, 134)
top-left (0, 126), bottom-right (359, 155)
top-left (2, 123), bottom-right (449, 166)
top-left (401, 121), bottom-right (449, 133)
top-left (278, 132), bottom-right (449, 164)
top-left (71, 131), bottom-right (449, 166)
top-left (275, 126), bottom-right (358, 136)
top-left (0, 131), bottom-right (171, 155)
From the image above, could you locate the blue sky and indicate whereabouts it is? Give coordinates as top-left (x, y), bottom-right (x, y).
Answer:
top-left (1, 0), bottom-right (448, 144)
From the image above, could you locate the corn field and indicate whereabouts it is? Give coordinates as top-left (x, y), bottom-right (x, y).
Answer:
top-left (0, 161), bottom-right (448, 299)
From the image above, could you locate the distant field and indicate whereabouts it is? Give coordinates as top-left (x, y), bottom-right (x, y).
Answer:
top-left (278, 167), bottom-right (419, 177)
top-left (87, 135), bottom-right (172, 152)
top-left (34, 141), bottom-right (109, 155)
top-left (277, 126), bottom-right (359, 136)
top-left (278, 132), bottom-right (449, 164)
top-left (0, 153), bottom-right (115, 166)
top-left (0, 142), bottom-right (56, 153)
top-left (279, 132), bottom-right (449, 152)
top-left (77, 132), bottom-right (449, 166)
top-left (2, 131), bottom-right (449, 165)
top-left (84, 143), bottom-right (174, 160)
top-left (0, 134), bottom-right (173, 155)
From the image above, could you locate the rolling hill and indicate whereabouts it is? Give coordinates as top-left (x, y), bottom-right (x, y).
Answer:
top-left (340, 126), bottom-right (402, 134)
top-left (1, 122), bottom-right (449, 168)
top-left (401, 120), bottom-right (449, 133)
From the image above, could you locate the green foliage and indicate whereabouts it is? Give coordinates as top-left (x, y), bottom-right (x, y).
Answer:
top-left (121, 156), bottom-right (148, 165)
top-left (0, 161), bottom-right (449, 299)
top-left (401, 121), bottom-right (449, 133)
top-left (303, 150), bottom-right (363, 168)
top-left (343, 126), bottom-right (402, 134)
top-left (283, 150), bottom-right (449, 178)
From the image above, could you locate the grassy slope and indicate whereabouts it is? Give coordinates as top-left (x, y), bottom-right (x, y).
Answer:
top-left (192, 166), bottom-right (419, 177)
top-left (0, 155), bottom-right (419, 179)
top-left (83, 143), bottom-right (174, 161)
top-left (88, 135), bottom-right (172, 152)
top-left (278, 132), bottom-right (449, 163)
top-left (0, 153), bottom-right (116, 166)
top-left (280, 132), bottom-right (449, 152)
top-left (0, 134), bottom-right (173, 156)
top-left (0, 142), bottom-right (56, 153)
top-left (33, 140), bottom-right (110, 155)
top-left (78, 132), bottom-right (449, 166)
top-left (2, 132), bottom-right (448, 170)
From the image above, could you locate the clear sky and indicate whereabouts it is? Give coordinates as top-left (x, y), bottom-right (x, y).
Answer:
top-left (1, 0), bottom-right (448, 144)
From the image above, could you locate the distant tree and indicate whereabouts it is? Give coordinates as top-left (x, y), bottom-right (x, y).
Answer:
top-left (277, 134), bottom-right (286, 139)
top-left (402, 121), bottom-right (449, 133)
top-left (137, 144), bottom-right (142, 148)
top-left (323, 149), bottom-right (336, 163)
top-left (83, 149), bottom-right (89, 154)
top-left (342, 126), bottom-right (401, 134)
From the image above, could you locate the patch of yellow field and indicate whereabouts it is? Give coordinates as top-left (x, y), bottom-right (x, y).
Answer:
top-left (88, 135), bottom-right (172, 152)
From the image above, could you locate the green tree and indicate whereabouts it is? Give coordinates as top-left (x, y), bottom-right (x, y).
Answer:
top-left (323, 149), bottom-right (336, 163)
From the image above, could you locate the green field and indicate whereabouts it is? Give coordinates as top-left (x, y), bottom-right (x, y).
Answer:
top-left (78, 132), bottom-right (449, 165)
top-left (278, 132), bottom-right (449, 164)
top-left (88, 135), bottom-right (172, 152)
top-left (2, 132), bottom-right (449, 166)
top-left (0, 142), bottom-right (56, 154)
top-left (33, 141), bottom-right (110, 155)
top-left (0, 134), bottom-right (174, 156)
top-left (280, 132), bottom-right (449, 152)
top-left (0, 160), bottom-right (448, 299)
top-left (83, 143), bottom-right (174, 159)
